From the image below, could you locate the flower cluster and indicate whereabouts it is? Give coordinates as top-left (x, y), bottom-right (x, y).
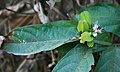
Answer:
top-left (92, 21), bottom-right (102, 37)
top-left (77, 11), bottom-right (102, 47)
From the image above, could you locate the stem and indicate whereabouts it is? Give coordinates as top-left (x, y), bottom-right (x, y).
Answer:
top-left (113, 43), bottom-right (120, 46)
top-left (50, 51), bottom-right (55, 62)
top-left (111, 34), bottom-right (115, 43)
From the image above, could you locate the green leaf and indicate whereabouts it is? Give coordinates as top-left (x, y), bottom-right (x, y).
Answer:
top-left (83, 20), bottom-right (90, 32)
top-left (87, 41), bottom-right (94, 47)
top-left (92, 32), bottom-right (112, 52)
top-left (81, 32), bottom-right (94, 42)
top-left (75, 3), bottom-right (120, 36)
top-left (77, 20), bottom-right (84, 32)
top-left (57, 41), bottom-right (79, 60)
top-left (92, 44), bottom-right (108, 53)
top-left (94, 32), bottom-right (112, 45)
top-left (95, 46), bottom-right (120, 72)
top-left (52, 44), bottom-right (94, 72)
top-left (80, 11), bottom-right (92, 26)
top-left (3, 20), bottom-right (78, 55)
top-left (77, 11), bottom-right (91, 32)
top-left (77, 20), bottom-right (89, 32)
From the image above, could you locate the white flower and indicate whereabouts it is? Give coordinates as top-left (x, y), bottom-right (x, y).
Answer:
top-left (93, 23), bottom-right (99, 31)
top-left (93, 32), bottom-right (97, 37)
top-left (97, 29), bottom-right (102, 33)
top-left (79, 37), bottom-right (81, 39)
top-left (93, 21), bottom-right (102, 33)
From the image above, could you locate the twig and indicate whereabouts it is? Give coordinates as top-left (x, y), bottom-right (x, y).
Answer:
top-left (16, 55), bottom-right (35, 72)
top-left (10, 55), bottom-right (16, 71)
top-left (113, 43), bottom-right (120, 46)
top-left (5, 6), bottom-right (33, 15)
top-left (75, 0), bottom-right (85, 7)
top-left (0, 3), bottom-right (33, 16)
top-left (0, 17), bottom-right (9, 26)
top-left (90, 0), bottom-right (94, 4)
top-left (50, 51), bottom-right (55, 63)
top-left (48, 51), bottom-right (55, 68)
top-left (16, 57), bottom-right (28, 72)
top-left (111, 34), bottom-right (115, 43)
top-left (4, 18), bottom-right (10, 35)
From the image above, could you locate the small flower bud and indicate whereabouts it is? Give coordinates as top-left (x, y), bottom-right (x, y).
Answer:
top-left (93, 32), bottom-right (97, 37)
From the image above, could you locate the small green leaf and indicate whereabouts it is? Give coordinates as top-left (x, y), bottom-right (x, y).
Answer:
top-left (84, 20), bottom-right (90, 31)
top-left (80, 39), bottom-right (85, 44)
top-left (52, 44), bottom-right (94, 72)
top-left (80, 11), bottom-right (92, 26)
top-left (77, 20), bottom-right (84, 32)
top-left (81, 32), bottom-right (94, 42)
top-left (77, 11), bottom-right (91, 32)
top-left (87, 41), bottom-right (94, 47)
top-left (77, 20), bottom-right (89, 32)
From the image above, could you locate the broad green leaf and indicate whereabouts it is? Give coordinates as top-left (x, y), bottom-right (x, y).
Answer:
top-left (80, 11), bottom-right (92, 26)
top-left (95, 46), bottom-right (120, 72)
top-left (3, 20), bottom-right (78, 55)
top-left (52, 44), bottom-right (94, 72)
top-left (92, 32), bottom-right (112, 52)
top-left (95, 32), bottom-right (112, 45)
top-left (75, 3), bottom-right (120, 36)
top-left (92, 44), bottom-right (108, 53)
top-left (57, 41), bottom-right (79, 60)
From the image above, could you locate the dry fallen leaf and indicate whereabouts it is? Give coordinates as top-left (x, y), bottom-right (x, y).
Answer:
top-left (0, 3), bottom-right (25, 16)
top-left (34, 2), bottom-right (49, 24)
top-left (0, 36), bottom-right (5, 48)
